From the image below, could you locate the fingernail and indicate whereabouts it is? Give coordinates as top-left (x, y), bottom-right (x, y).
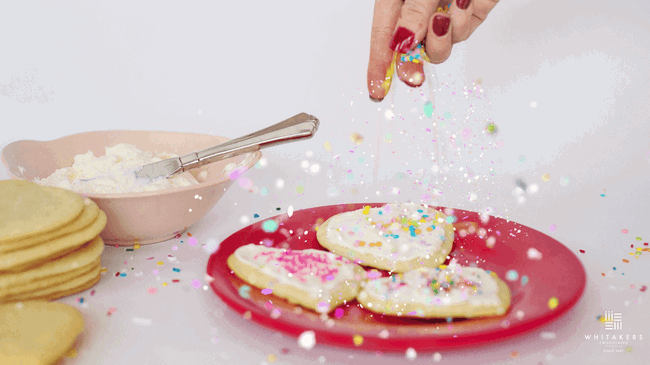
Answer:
top-left (389, 27), bottom-right (415, 53)
top-left (369, 95), bottom-right (383, 103)
top-left (432, 15), bottom-right (450, 37)
top-left (456, 0), bottom-right (471, 10)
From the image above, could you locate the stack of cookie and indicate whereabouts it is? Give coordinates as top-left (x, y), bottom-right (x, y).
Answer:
top-left (0, 180), bottom-right (106, 303)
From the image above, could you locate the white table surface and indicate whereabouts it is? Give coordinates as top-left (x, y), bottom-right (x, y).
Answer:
top-left (2, 1), bottom-right (650, 364)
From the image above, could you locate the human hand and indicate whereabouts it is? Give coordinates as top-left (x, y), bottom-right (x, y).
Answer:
top-left (367, 0), bottom-right (500, 102)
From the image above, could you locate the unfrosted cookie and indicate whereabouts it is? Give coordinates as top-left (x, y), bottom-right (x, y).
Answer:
top-left (357, 262), bottom-right (511, 318)
top-left (316, 203), bottom-right (454, 272)
top-left (227, 244), bottom-right (365, 313)
top-left (0, 300), bottom-right (84, 365)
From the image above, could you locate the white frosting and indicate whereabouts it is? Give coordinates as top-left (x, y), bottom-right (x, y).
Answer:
top-left (234, 244), bottom-right (360, 313)
top-left (361, 262), bottom-right (503, 311)
top-left (324, 203), bottom-right (448, 262)
top-left (34, 143), bottom-right (200, 194)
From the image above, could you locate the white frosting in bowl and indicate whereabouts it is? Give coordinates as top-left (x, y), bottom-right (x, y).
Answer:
top-left (34, 143), bottom-right (200, 194)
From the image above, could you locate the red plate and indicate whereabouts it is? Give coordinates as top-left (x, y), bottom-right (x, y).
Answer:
top-left (207, 203), bottom-right (586, 351)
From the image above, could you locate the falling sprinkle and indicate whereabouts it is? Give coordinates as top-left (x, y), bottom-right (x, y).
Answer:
top-left (191, 279), bottom-right (201, 289)
top-left (505, 270), bottom-right (519, 281)
top-left (173, 268), bottom-right (181, 272)
top-left (549, 224), bottom-right (557, 232)
top-left (485, 122), bottom-right (498, 135)
top-left (131, 317), bottom-right (153, 327)
top-left (542, 173), bottom-right (551, 182)
top-left (527, 248), bottom-right (543, 260)
top-left (188, 237), bottom-right (197, 246)
top-left (323, 141), bottom-right (333, 152)
top-left (267, 354), bottom-right (277, 363)
top-left (540, 332), bottom-right (556, 340)
top-left (548, 297), bottom-right (559, 310)
top-left (353, 334), bottom-right (364, 346)
top-left (157, 261), bottom-right (164, 266)
top-left (262, 220), bottom-right (279, 233)
top-left (622, 229), bottom-right (628, 234)
top-left (238, 285), bottom-right (251, 298)
top-left (296, 185), bottom-right (305, 194)
top-left (405, 347), bottom-right (417, 360)
top-left (146, 287), bottom-right (157, 295)
top-left (423, 102), bottom-right (434, 117)
top-left (107, 307), bottom-right (116, 316)
top-left (298, 330), bottom-right (316, 350)
top-left (579, 249), bottom-right (585, 253)
top-left (261, 288), bottom-right (273, 295)
top-left (288, 205), bottom-right (294, 217)
top-left (350, 133), bottom-right (364, 145)
top-left (521, 275), bottom-right (529, 286)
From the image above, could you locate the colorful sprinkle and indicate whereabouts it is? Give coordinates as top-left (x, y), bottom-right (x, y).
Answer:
top-left (548, 297), bottom-right (559, 310)
top-left (505, 270), bottom-right (519, 281)
top-left (188, 237), bottom-right (197, 246)
top-left (191, 279), bottom-right (201, 289)
top-left (173, 268), bottom-right (180, 272)
top-left (261, 288), bottom-right (273, 295)
top-left (146, 287), bottom-right (157, 295)
top-left (521, 275), bottom-right (529, 286)
top-left (262, 219), bottom-right (279, 233)
top-left (334, 308), bottom-right (344, 318)
top-left (424, 102), bottom-right (434, 118)
top-left (298, 330), bottom-right (316, 350)
top-left (238, 285), bottom-right (251, 298)
top-left (542, 173), bottom-right (551, 181)
top-left (350, 133), bottom-right (365, 145)
top-left (353, 334), bottom-right (364, 346)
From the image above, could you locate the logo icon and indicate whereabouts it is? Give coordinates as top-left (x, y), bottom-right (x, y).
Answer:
top-left (604, 310), bottom-right (622, 330)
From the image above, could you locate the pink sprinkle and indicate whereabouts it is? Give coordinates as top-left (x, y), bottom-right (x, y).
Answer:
top-left (261, 288), bottom-right (273, 295)
top-left (147, 287), bottom-right (158, 295)
top-left (146, 257), bottom-right (154, 260)
top-left (172, 246), bottom-right (178, 251)
top-left (622, 229), bottom-right (628, 234)
top-left (107, 307), bottom-right (116, 315)
top-left (153, 269), bottom-right (159, 275)
top-left (191, 279), bottom-right (201, 289)
top-left (188, 237), bottom-right (197, 246)
top-left (549, 224), bottom-right (557, 232)
top-left (238, 177), bottom-right (253, 189)
top-left (326, 275), bottom-right (335, 281)
top-left (90, 290), bottom-right (95, 296)
top-left (335, 308), bottom-right (344, 318)
top-left (264, 301), bottom-right (273, 310)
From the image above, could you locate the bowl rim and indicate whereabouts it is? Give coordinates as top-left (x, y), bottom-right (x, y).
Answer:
top-left (1, 130), bottom-right (263, 200)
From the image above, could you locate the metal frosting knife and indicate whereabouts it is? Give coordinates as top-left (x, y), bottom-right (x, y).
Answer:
top-left (134, 113), bottom-right (319, 180)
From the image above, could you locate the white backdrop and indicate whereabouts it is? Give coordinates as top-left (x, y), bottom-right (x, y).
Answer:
top-left (2, 1), bottom-right (650, 364)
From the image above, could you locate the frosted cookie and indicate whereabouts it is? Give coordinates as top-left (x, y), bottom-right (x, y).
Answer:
top-left (0, 300), bottom-right (84, 365)
top-left (316, 203), bottom-right (454, 272)
top-left (357, 262), bottom-right (511, 318)
top-left (227, 244), bottom-right (365, 313)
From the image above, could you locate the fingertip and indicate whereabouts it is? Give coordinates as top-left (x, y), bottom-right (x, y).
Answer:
top-left (396, 58), bottom-right (425, 88)
top-left (425, 12), bottom-right (453, 64)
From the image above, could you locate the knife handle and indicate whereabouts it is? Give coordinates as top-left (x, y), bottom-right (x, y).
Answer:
top-left (178, 113), bottom-right (319, 172)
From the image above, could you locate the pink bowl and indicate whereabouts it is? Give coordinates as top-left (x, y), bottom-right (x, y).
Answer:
top-left (1, 131), bottom-right (261, 246)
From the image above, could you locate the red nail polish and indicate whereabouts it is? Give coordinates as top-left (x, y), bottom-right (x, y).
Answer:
top-left (389, 27), bottom-right (415, 53)
top-left (456, 0), bottom-right (471, 10)
top-left (432, 15), bottom-right (450, 37)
